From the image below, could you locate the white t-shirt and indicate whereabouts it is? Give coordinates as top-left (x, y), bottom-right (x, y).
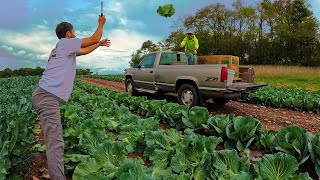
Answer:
top-left (39, 38), bottom-right (82, 102)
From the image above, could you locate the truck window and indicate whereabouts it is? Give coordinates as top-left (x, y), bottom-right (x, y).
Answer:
top-left (159, 53), bottom-right (189, 65)
top-left (139, 53), bottom-right (156, 68)
top-left (159, 53), bottom-right (172, 65)
top-left (170, 54), bottom-right (188, 65)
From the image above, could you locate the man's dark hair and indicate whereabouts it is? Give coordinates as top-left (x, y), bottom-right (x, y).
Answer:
top-left (55, 22), bottom-right (73, 39)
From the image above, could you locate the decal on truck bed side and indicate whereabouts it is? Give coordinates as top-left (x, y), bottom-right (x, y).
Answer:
top-left (205, 77), bottom-right (219, 82)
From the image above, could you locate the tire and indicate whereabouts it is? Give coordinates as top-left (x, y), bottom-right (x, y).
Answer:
top-left (177, 84), bottom-right (199, 107)
top-left (125, 78), bottom-right (138, 96)
top-left (212, 98), bottom-right (230, 105)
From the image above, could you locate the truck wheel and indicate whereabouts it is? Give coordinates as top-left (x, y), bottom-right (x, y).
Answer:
top-left (212, 98), bottom-right (230, 105)
top-left (177, 84), bottom-right (199, 107)
top-left (125, 78), bottom-right (138, 96)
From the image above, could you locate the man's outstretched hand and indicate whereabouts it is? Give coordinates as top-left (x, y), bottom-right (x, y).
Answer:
top-left (77, 38), bottom-right (111, 56)
top-left (98, 15), bottom-right (106, 26)
top-left (99, 38), bottom-right (111, 47)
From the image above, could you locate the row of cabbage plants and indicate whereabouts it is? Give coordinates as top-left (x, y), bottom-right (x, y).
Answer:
top-left (78, 74), bottom-right (123, 82)
top-left (247, 86), bottom-right (320, 114)
top-left (75, 81), bottom-right (320, 178)
top-left (0, 77), bottom-right (40, 179)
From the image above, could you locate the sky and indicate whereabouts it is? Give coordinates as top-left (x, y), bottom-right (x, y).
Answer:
top-left (0, 0), bottom-right (319, 74)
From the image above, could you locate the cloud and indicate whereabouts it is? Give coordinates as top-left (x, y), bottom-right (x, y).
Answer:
top-left (0, 22), bottom-right (160, 73)
top-left (119, 18), bottom-right (127, 26)
top-left (16, 50), bottom-right (27, 56)
top-left (1, 45), bottom-right (13, 52)
top-left (0, 24), bottom-right (57, 63)
top-left (1, 45), bottom-right (36, 60)
top-left (0, 49), bottom-right (45, 70)
top-left (109, 29), bottom-right (160, 51)
top-left (0, 25), bottom-right (56, 60)
top-left (107, 1), bottom-right (125, 14)
top-left (76, 28), bottom-right (160, 73)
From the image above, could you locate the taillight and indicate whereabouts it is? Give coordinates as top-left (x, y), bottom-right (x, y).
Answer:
top-left (220, 67), bottom-right (228, 82)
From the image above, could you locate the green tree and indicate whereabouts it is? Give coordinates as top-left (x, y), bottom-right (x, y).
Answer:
top-left (134, 0), bottom-right (320, 67)
top-left (129, 40), bottom-right (160, 67)
top-left (2, 68), bottom-right (13, 78)
top-left (129, 49), bottom-right (145, 67)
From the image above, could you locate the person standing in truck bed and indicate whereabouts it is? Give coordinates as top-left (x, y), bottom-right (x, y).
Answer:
top-left (180, 31), bottom-right (199, 65)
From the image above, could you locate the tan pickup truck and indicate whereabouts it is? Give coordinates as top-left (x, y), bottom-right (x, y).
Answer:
top-left (124, 51), bottom-right (266, 106)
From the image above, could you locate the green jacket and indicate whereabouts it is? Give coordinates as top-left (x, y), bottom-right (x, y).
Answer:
top-left (180, 35), bottom-right (199, 55)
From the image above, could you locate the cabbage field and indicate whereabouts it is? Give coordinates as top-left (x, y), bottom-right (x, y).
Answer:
top-left (79, 75), bottom-right (123, 82)
top-left (81, 74), bottom-right (320, 114)
top-left (1, 76), bottom-right (320, 179)
top-left (0, 77), bottom-right (39, 179)
top-left (248, 87), bottom-right (320, 114)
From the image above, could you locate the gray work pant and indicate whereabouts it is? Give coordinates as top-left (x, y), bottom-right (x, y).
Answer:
top-left (31, 87), bottom-right (66, 180)
top-left (185, 51), bottom-right (197, 65)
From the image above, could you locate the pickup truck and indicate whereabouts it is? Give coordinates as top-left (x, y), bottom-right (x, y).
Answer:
top-left (124, 51), bottom-right (266, 106)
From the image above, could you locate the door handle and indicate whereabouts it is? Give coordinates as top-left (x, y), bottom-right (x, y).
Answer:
top-left (150, 71), bottom-right (153, 73)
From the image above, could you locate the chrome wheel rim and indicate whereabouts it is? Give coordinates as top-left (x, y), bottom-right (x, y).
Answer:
top-left (181, 89), bottom-right (193, 106)
top-left (127, 82), bottom-right (133, 93)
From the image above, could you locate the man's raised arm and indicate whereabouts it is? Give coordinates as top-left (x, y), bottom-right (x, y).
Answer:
top-left (81, 15), bottom-right (106, 48)
top-left (77, 38), bottom-right (111, 56)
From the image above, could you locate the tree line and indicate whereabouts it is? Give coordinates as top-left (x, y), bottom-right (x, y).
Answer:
top-left (0, 67), bottom-right (93, 78)
top-left (131, 0), bottom-right (320, 67)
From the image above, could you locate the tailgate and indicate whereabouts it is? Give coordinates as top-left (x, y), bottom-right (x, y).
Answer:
top-left (228, 82), bottom-right (267, 92)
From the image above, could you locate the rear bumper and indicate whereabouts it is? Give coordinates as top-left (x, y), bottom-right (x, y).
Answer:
top-left (231, 83), bottom-right (268, 92)
top-left (199, 88), bottom-right (243, 99)
top-left (199, 83), bottom-right (267, 99)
